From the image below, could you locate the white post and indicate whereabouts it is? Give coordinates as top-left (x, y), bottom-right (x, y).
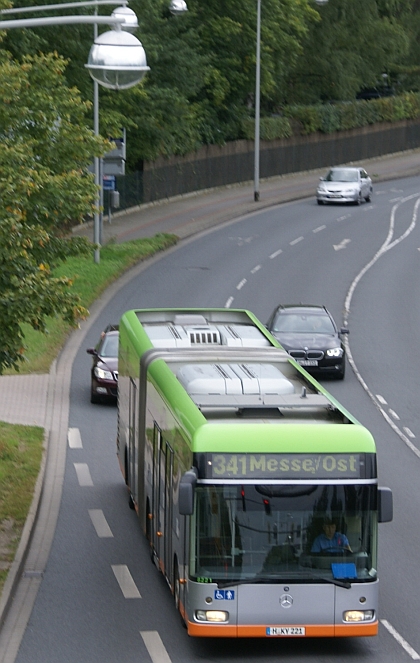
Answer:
top-left (93, 80), bottom-right (101, 263)
top-left (254, 0), bottom-right (261, 202)
top-left (93, 8), bottom-right (101, 263)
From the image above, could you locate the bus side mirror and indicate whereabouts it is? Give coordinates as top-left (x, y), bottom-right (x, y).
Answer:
top-left (179, 468), bottom-right (198, 516)
top-left (378, 486), bottom-right (393, 523)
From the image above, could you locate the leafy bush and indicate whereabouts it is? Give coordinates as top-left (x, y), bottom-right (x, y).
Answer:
top-left (247, 92), bottom-right (420, 140)
top-left (242, 115), bottom-right (292, 140)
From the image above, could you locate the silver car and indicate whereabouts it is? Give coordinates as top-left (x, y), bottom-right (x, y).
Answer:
top-left (316, 166), bottom-right (373, 205)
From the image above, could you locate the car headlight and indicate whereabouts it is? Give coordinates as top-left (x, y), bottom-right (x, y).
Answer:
top-left (326, 347), bottom-right (343, 358)
top-left (94, 366), bottom-right (114, 380)
top-left (195, 610), bottom-right (229, 623)
top-left (343, 610), bottom-right (374, 622)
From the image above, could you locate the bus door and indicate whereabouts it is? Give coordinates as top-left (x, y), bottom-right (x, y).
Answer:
top-left (127, 378), bottom-right (137, 502)
top-left (164, 444), bottom-right (174, 583)
top-left (154, 435), bottom-right (174, 578)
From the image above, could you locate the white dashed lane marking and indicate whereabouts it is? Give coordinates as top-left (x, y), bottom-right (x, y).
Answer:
top-left (140, 631), bottom-right (172, 663)
top-left (68, 427), bottom-right (83, 449)
top-left (89, 509), bottom-right (113, 538)
top-left (290, 236), bottom-right (304, 245)
top-left (112, 565), bottom-right (141, 599)
top-left (403, 427), bottom-right (415, 439)
top-left (73, 463), bottom-right (93, 487)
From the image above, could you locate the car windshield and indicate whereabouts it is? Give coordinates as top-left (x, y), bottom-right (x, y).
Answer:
top-left (100, 334), bottom-right (119, 358)
top-left (325, 169), bottom-right (358, 182)
top-left (190, 484), bottom-right (378, 584)
top-left (272, 313), bottom-right (335, 334)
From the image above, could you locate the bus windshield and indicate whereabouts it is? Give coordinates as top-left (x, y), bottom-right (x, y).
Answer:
top-left (190, 484), bottom-right (377, 584)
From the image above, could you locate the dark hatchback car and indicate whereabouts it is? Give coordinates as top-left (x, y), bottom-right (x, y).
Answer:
top-left (266, 305), bottom-right (348, 380)
top-left (86, 325), bottom-right (119, 403)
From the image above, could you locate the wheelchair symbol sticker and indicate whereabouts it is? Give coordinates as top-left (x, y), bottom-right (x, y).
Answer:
top-left (214, 590), bottom-right (235, 600)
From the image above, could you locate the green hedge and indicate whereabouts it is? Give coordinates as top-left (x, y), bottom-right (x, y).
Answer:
top-left (242, 92), bottom-right (420, 139)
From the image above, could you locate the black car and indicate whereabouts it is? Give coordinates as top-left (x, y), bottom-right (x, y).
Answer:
top-left (266, 305), bottom-right (348, 379)
top-left (86, 325), bottom-right (119, 403)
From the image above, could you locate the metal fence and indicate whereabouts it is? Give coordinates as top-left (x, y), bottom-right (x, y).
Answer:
top-left (115, 119), bottom-right (420, 210)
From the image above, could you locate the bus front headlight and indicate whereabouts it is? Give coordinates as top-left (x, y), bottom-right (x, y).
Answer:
top-left (195, 610), bottom-right (229, 623)
top-left (343, 610), bottom-right (374, 622)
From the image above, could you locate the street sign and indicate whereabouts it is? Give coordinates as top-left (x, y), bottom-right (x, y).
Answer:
top-left (103, 159), bottom-right (125, 176)
top-left (103, 175), bottom-right (116, 191)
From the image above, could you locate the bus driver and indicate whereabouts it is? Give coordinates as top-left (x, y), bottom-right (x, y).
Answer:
top-left (311, 518), bottom-right (352, 553)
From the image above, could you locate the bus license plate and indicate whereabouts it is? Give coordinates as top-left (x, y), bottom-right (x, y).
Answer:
top-left (266, 627), bottom-right (306, 636)
top-left (298, 360), bottom-right (318, 367)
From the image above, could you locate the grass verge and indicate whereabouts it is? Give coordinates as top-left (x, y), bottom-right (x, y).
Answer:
top-left (0, 423), bottom-right (44, 595)
top-left (0, 233), bottom-right (178, 596)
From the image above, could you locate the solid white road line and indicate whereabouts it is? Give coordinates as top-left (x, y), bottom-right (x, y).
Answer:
top-left (88, 509), bottom-right (113, 538)
top-left (140, 631), bottom-right (172, 663)
top-left (111, 565), bottom-right (141, 599)
top-left (381, 619), bottom-right (420, 660)
top-left (68, 427), bottom-right (83, 449)
top-left (73, 463), bottom-right (93, 487)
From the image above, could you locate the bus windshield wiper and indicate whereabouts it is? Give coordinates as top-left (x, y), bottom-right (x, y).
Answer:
top-left (217, 574), bottom-right (351, 590)
top-left (217, 577), bottom-right (280, 589)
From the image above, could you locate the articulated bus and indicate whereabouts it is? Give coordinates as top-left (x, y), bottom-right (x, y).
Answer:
top-left (117, 307), bottom-right (392, 638)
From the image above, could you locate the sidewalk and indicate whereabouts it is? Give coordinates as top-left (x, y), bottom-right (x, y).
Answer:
top-left (2, 147), bottom-right (420, 427)
top-left (72, 148), bottom-right (420, 244)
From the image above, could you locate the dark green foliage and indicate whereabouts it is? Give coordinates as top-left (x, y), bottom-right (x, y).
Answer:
top-left (2, 0), bottom-right (420, 159)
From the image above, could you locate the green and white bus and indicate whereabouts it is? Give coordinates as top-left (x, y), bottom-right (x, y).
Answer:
top-left (117, 307), bottom-right (392, 638)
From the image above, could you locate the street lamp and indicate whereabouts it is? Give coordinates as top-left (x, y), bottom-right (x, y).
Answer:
top-left (0, 2), bottom-right (149, 263)
top-left (253, 0), bottom-right (329, 202)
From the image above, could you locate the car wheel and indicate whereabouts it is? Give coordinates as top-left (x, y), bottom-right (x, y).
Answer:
top-left (317, 199), bottom-right (324, 205)
top-left (354, 191), bottom-right (363, 205)
top-left (365, 189), bottom-right (372, 203)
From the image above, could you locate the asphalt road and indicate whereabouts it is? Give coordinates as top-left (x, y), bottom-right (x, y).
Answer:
top-left (3, 174), bottom-right (420, 662)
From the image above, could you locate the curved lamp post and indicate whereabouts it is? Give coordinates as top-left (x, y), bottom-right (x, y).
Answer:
top-left (254, 0), bottom-right (329, 202)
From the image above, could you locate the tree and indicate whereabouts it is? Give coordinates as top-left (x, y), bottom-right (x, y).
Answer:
top-left (284, 0), bottom-right (410, 104)
top-left (0, 52), bottom-right (108, 373)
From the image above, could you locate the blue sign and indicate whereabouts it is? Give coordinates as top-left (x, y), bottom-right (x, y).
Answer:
top-left (214, 589), bottom-right (235, 600)
top-left (103, 175), bottom-right (116, 191)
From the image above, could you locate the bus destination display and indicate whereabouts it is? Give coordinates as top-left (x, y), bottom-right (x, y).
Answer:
top-left (208, 452), bottom-right (365, 479)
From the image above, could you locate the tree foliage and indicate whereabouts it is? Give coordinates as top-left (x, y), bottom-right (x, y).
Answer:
top-left (0, 52), bottom-right (108, 373)
top-left (2, 1), bottom-right (420, 157)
